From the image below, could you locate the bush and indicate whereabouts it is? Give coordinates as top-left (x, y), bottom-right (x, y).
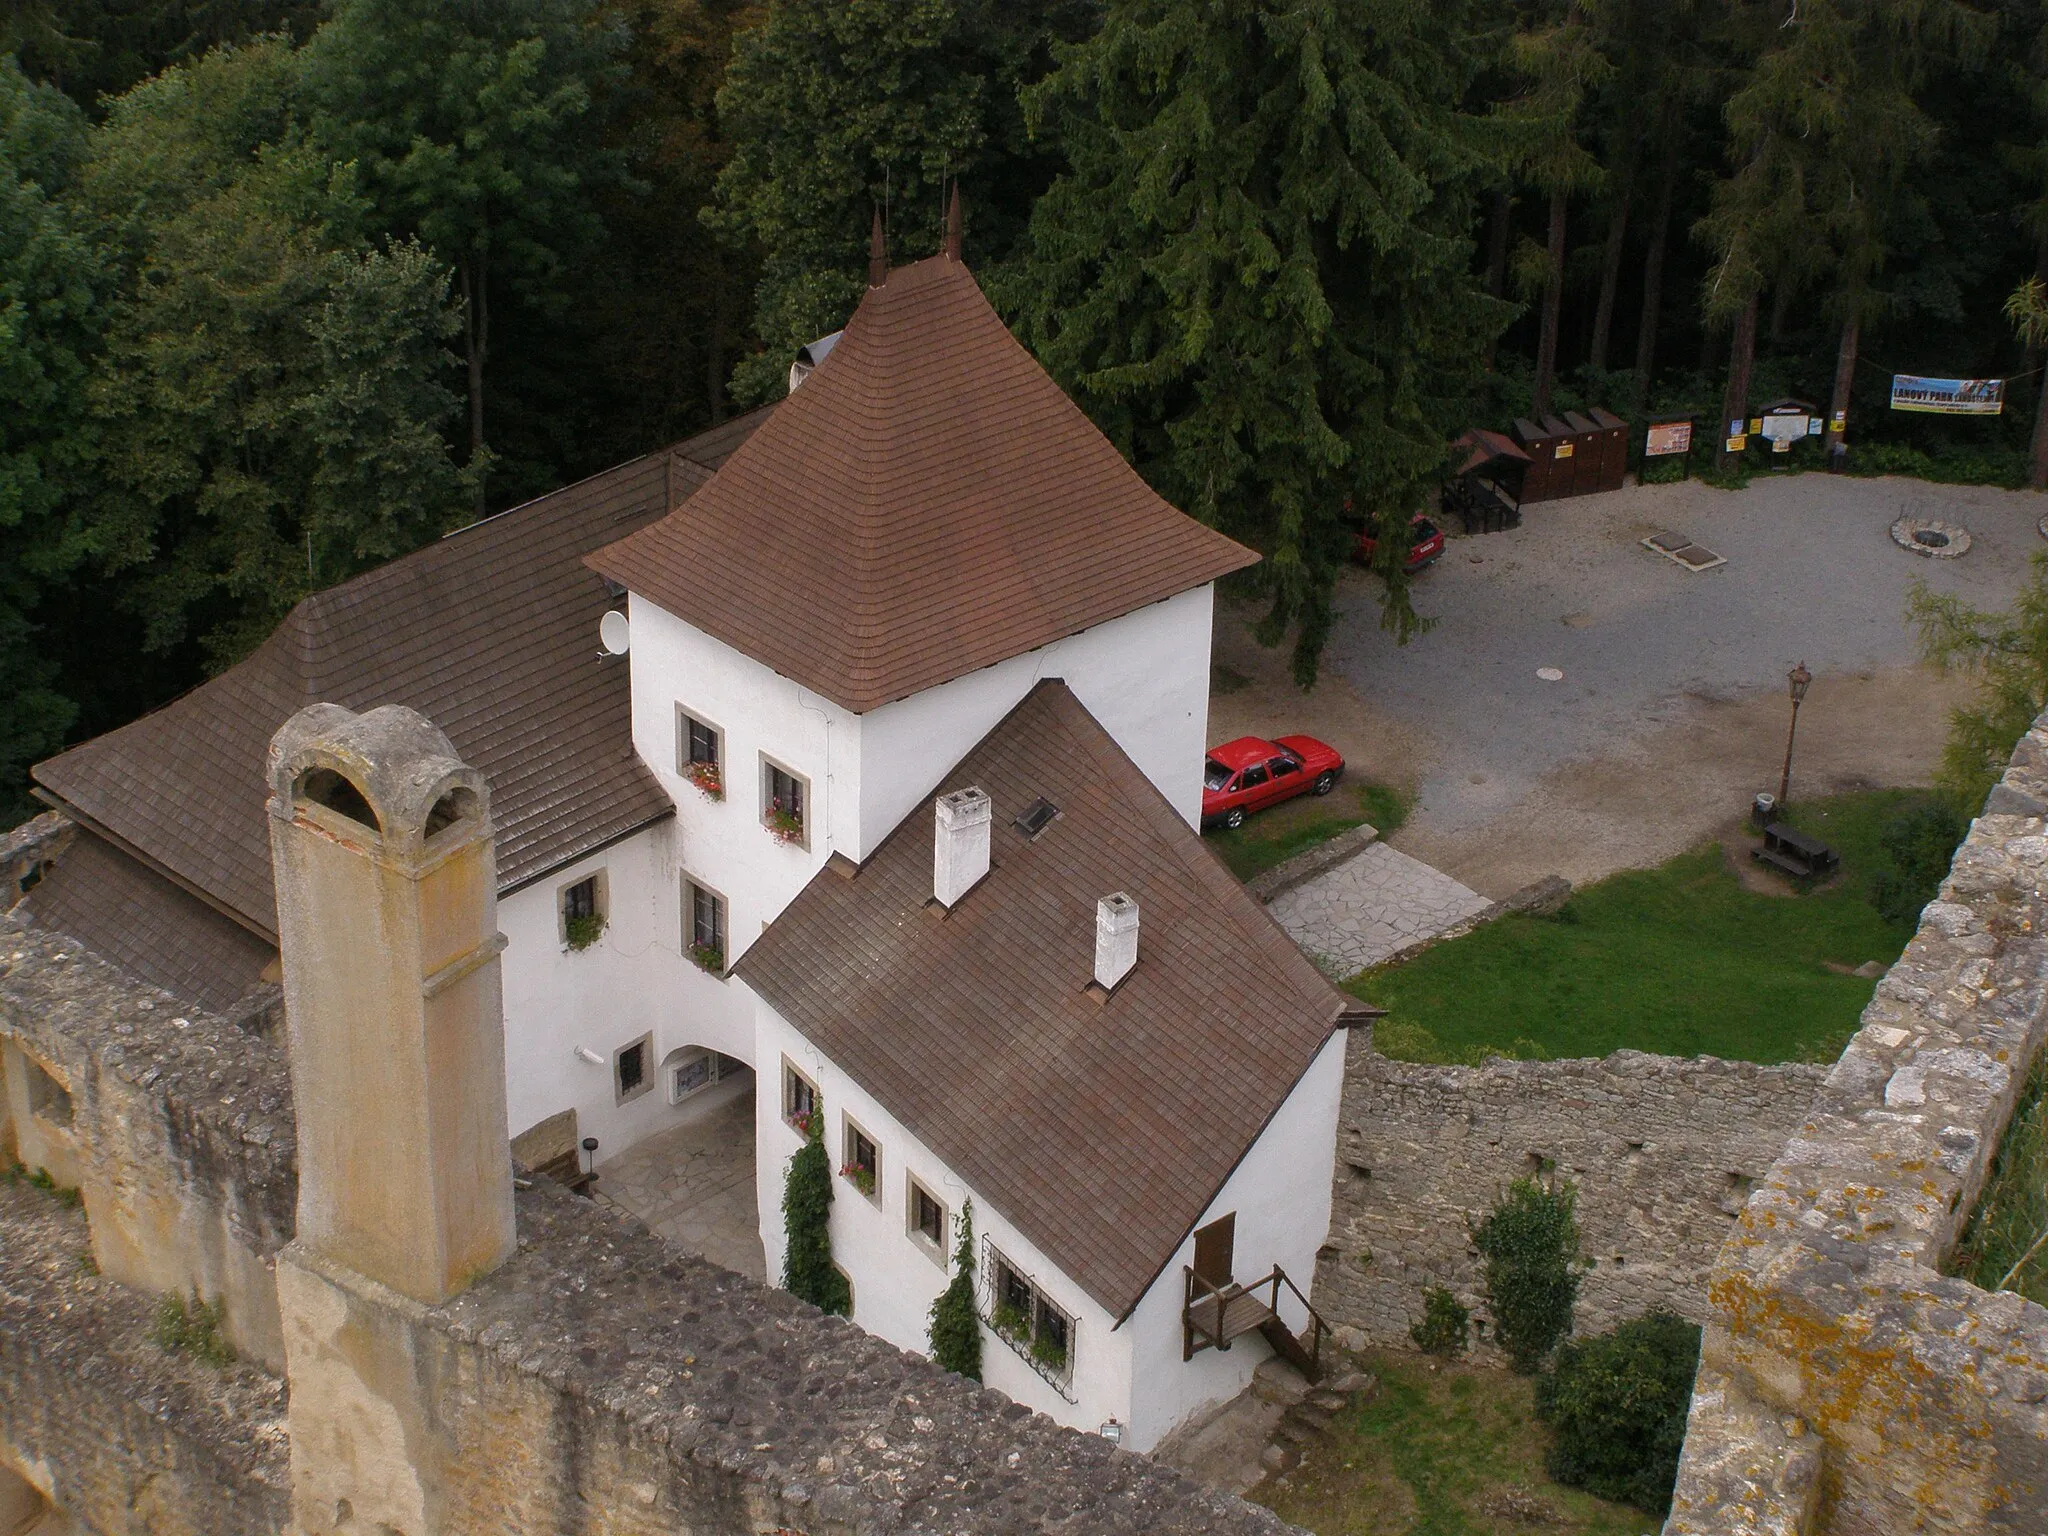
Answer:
top-left (928, 1198), bottom-right (981, 1380)
top-left (153, 1289), bottom-right (236, 1367)
top-left (1473, 1175), bottom-right (1582, 1372)
top-left (1409, 1285), bottom-right (1469, 1356)
top-left (1536, 1311), bottom-right (1702, 1515)
top-left (1870, 799), bottom-right (1967, 926)
top-left (781, 1100), bottom-right (850, 1316)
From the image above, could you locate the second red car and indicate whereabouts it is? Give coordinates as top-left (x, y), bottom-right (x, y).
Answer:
top-left (1202, 735), bottom-right (1346, 830)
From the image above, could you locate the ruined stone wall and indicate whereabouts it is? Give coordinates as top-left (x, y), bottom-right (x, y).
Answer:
top-left (1668, 725), bottom-right (2048, 1535)
top-left (0, 1181), bottom-right (288, 1536)
top-left (0, 913), bottom-right (1293, 1535)
top-left (1315, 1047), bottom-right (1825, 1350)
top-left (0, 912), bottom-right (295, 1369)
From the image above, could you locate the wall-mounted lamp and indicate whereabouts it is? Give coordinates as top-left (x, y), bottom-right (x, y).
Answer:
top-left (574, 1045), bottom-right (605, 1066)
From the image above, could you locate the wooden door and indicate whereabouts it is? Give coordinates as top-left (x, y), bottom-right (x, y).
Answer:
top-left (1193, 1214), bottom-right (1236, 1288)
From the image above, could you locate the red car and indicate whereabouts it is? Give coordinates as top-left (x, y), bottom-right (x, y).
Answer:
top-left (1356, 513), bottom-right (1445, 574)
top-left (1202, 736), bottom-right (1346, 830)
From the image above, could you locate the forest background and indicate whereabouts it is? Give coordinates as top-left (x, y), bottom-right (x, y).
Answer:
top-left (3, 0), bottom-right (2046, 820)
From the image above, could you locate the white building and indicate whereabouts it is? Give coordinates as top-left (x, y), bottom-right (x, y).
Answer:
top-left (19, 226), bottom-right (1360, 1449)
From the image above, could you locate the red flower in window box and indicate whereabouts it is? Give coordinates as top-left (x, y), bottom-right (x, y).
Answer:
top-left (838, 1162), bottom-right (876, 1196)
top-left (684, 759), bottom-right (723, 799)
top-left (765, 799), bottom-right (803, 844)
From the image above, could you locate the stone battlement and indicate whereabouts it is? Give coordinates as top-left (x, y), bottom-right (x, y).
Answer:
top-left (1668, 721), bottom-right (2048, 1533)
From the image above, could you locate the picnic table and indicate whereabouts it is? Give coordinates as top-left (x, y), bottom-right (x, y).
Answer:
top-left (1754, 822), bottom-right (1840, 880)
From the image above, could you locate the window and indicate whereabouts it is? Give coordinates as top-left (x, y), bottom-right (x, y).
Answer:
top-left (561, 873), bottom-right (606, 951)
top-left (1014, 796), bottom-right (1059, 839)
top-left (667, 1048), bottom-right (722, 1104)
top-left (782, 1060), bottom-right (818, 1135)
top-left (1202, 758), bottom-right (1232, 792)
top-left (1268, 754), bottom-right (1302, 780)
top-left (986, 1245), bottom-right (1076, 1391)
top-left (686, 878), bottom-right (727, 974)
top-left (907, 1177), bottom-right (947, 1257)
top-left (1238, 763), bottom-right (1268, 791)
top-left (614, 1033), bottom-right (653, 1105)
top-left (677, 707), bottom-right (723, 798)
top-left (841, 1118), bottom-right (879, 1200)
top-left (762, 758), bottom-right (807, 847)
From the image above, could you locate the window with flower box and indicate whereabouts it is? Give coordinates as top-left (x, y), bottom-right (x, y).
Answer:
top-left (685, 877), bottom-right (727, 974)
top-left (840, 1118), bottom-right (879, 1201)
top-left (676, 707), bottom-right (723, 799)
top-left (984, 1244), bottom-right (1076, 1395)
top-left (782, 1060), bottom-right (818, 1136)
top-left (560, 872), bottom-right (606, 951)
top-left (761, 757), bottom-right (807, 847)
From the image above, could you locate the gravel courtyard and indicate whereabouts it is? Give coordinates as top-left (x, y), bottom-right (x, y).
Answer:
top-left (1211, 472), bottom-right (2043, 896)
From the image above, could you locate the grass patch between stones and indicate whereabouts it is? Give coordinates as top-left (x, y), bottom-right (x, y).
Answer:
top-left (1351, 791), bottom-right (1942, 1067)
top-left (1252, 1350), bottom-right (1655, 1536)
top-left (1209, 781), bottom-right (1408, 883)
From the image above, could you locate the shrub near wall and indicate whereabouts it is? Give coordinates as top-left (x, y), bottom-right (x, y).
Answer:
top-left (1473, 1176), bottom-right (1582, 1373)
top-left (1538, 1311), bottom-right (1702, 1516)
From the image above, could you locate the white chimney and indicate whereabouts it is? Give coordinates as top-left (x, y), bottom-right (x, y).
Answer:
top-left (1095, 893), bottom-right (1139, 991)
top-left (933, 787), bottom-right (992, 907)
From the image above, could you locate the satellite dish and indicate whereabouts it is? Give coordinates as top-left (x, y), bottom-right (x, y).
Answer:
top-left (599, 610), bottom-right (631, 656)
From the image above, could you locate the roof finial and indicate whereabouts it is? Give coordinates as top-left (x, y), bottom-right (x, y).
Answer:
top-left (869, 206), bottom-right (888, 288)
top-left (944, 182), bottom-right (963, 261)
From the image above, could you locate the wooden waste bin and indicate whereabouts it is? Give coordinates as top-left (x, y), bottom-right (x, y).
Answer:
top-left (1512, 416), bottom-right (1578, 502)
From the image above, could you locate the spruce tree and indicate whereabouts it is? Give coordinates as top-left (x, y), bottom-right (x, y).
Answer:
top-left (1006, 0), bottom-right (1510, 685)
top-left (928, 1198), bottom-right (981, 1380)
top-left (781, 1099), bottom-right (850, 1316)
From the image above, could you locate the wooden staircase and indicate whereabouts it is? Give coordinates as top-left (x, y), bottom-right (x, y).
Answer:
top-left (1182, 1265), bottom-right (1330, 1382)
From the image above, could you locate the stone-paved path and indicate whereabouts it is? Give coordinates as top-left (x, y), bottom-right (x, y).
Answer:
top-left (595, 1089), bottom-right (765, 1281)
top-left (1267, 842), bottom-right (1492, 978)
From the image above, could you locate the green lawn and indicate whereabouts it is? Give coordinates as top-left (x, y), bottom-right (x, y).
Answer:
top-left (1351, 792), bottom-right (1940, 1067)
top-left (1208, 781), bottom-right (1411, 883)
top-left (1254, 1351), bottom-right (1655, 1536)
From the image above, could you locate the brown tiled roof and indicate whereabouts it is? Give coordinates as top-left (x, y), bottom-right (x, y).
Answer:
top-left (587, 257), bottom-right (1259, 714)
top-left (31, 412), bottom-right (772, 936)
top-left (22, 830), bottom-right (277, 1014)
top-left (734, 681), bottom-right (1346, 1319)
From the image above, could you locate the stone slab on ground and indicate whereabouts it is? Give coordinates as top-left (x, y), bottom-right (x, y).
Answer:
top-left (1149, 1384), bottom-right (1289, 1497)
top-left (1267, 842), bottom-right (1493, 978)
top-left (594, 1092), bottom-right (766, 1281)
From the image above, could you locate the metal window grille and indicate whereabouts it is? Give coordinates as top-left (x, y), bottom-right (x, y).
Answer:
top-left (691, 884), bottom-right (725, 951)
top-left (564, 877), bottom-right (597, 921)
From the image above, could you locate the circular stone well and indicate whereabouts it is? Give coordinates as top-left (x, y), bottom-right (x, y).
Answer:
top-left (1890, 515), bottom-right (1972, 559)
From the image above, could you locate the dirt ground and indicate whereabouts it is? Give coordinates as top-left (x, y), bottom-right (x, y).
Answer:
top-left (1209, 471), bottom-right (2008, 898)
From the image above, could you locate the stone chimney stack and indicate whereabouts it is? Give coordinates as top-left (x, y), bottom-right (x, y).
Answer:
top-left (933, 787), bottom-right (991, 908)
top-left (266, 703), bottom-right (514, 1304)
top-left (1094, 892), bottom-right (1139, 992)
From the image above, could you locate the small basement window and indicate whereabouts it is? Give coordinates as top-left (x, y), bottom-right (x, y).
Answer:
top-left (686, 878), bottom-right (727, 974)
top-left (614, 1033), bottom-right (653, 1105)
top-left (562, 874), bottom-right (606, 951)
top-left (666, 1048), bottom-right (722, 1104)
top-left (986, 1245), bottom-right (1076, 1390)
top-left (677, 707), bottom-right (723, 798)
top-left (908, 1177), bottom-right (948, 1259)
top-left (762, 758), bottom-right (808, 847)
top-left (783, 1060), bottom-right (818, 1136)
top-left (841, 1118), bottom-right (879, 1200)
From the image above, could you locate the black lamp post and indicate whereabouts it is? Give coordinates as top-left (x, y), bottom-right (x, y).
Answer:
top-left (1778, 661), bottom-right (1812, 808)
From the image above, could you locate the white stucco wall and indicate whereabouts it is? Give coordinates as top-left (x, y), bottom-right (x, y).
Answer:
top-left (854, 586), bottom-right (1214, 851)
top-left (497, 821), bottom-right (756, 1163)
top-left (1120, 1028), bottom-right (1351, 1450)
top-left (755, 1004), bottom-right (1350, 1452)
top-left (755, 1003), bottom-right (1132, 1436)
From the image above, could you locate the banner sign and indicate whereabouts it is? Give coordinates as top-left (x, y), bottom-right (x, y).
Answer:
top-left (1890, 375), bottom-right (2005, 415)
top-left (1644, 421), bottom-right (1692, 457)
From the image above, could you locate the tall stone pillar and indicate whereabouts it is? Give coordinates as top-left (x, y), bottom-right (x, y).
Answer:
top-left (266, 704), bottom-right (514, 1536)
